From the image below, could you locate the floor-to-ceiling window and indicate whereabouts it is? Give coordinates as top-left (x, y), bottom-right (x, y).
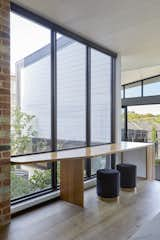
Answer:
top-left (122, 75), bottom-right (160, 181)
top-left (10, 3), bottom-right (116, 203)
top-left (121, 107), bottom-right (127, 141)
top-left (57, 34), bottom-right (86, 150)
top-left (90, 49), bottom-right (112, 174)
top-left (91, 49), bottom-right (111, 145)
top-left (11, 12), bottom-right (52, 200)
top-left (127, 105), bottom-right (160, 180)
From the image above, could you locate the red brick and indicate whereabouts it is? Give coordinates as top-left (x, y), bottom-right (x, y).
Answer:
top-left (2, 152), bottom-right (10, 158)
top-left (0, 74), bottom-right (9, 81)
top-left (0, 200), bottom-right (10, 209)
top-left (4, 214), bottom-right (10, 223)
top-left (0, 53), bottom-right (9, 61)
top-left (0, 193), bottom-right (10, 203)
top-left (0, 90), bottom-right (10, 97)
top-left (0, 109), bottom-right (10, 115)
top-left (0, 161), bottom-right (10, 167)
top-left (0, 139), bottom-right (10, 144)
top-left (0, 96), bottom-right (10, 103)
top-left (0, 9), bottom-right (9, 19)
top-left (0, 103), bottom-right (10, 109)
top-left (0, 126), bottom-right (9, 131)
top-left (0, 25), bottom-right (9, 33)
top-left (0, 0), bottom-right (10, 227)
top-left (0, 67), bottom-right (9, 74)
top-left (2, 207), bottom-right (10, 215)
top-left (3, 179), bottom-right (10, 186)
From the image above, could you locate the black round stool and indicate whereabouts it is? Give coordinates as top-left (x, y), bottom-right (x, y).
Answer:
top-left (117, 163), bottom-right (137, 189)
top-left (96, 169), bottom-right (120, 199)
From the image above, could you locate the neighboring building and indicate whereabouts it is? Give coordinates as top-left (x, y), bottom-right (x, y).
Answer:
top-left (15, 36), bottom-right (111, 146)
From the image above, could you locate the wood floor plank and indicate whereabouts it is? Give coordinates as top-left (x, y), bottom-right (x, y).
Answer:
top-left (1, 180), bottom-right (160, 240)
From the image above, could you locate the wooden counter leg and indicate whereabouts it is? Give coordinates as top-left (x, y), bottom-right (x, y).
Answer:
top-left (60, 158), bottom-right (84, 207)
top-left (146, 145), bottom-right (155, 180)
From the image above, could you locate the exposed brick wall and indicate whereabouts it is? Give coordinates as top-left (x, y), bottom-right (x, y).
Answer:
top-left (0, 0), bottom-right (10, 226)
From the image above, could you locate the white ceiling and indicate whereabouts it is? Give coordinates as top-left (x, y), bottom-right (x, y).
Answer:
top-left (12, 0), bottom-right (160, 71)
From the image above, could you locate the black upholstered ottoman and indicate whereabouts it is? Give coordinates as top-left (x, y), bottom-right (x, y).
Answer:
top-left (117, 163), bottom-right (137, 189)
top-left (96, 169), bottom-right (120, 199)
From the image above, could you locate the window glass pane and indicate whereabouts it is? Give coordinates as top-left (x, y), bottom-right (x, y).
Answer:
top-left (11, 163), bottom-right (52, 200)
top-left (91, 49), bottom-right (111, 145)
top-left (127, 104), bottom-right (160, 181)
top-left (121, 108), bottom-right (125, 141)
top-left (143, 77), bottom-right (160, 96)
top-left (125, 82), bottom-right (141, 98)
top-left (11, 13), bottom-right (52, 199)
top-left (121, 86), bottom-right (124, 98)
top-left (91, 157), bottom-right (106, 175)
top-left (57, 34), bottom-right (86, 149)
top-left (11, 12), bottom-right (51, 155)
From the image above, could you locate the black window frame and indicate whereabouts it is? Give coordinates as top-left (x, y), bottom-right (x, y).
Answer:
top-left (122, 74), bottom-right (160, 142)
top-left (10, 2), bottom-right (117, 204)
top-left (124, 81), bottom-right (142, 98)
top-left (143, 76), bottom-right (160, 97)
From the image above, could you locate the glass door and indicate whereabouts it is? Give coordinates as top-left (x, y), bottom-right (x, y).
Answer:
top-left (127, 104), bottom-right (160, 180)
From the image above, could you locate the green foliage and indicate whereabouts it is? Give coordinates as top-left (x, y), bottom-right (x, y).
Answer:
top-left (11, 107), bottom-right (37, 155)
top-left (152, 127), bottom-right (158, 143)
top-left (57, 162), bottom-right (60, 185)
top-left (29, 169), bottom-right (51, 190)
top-left (11, 108), bottom-right (56, 199)
top-left (127, 111), bottom-right (156, 122)
top-left (155, 159), bottom-right (160, 165)
top-left (11, 167), bottom-right (32, 199)
top-left (127, 111), bottom-right (160, 123)
top-left (154, 115), bottom-right (160, 124)
top-left (127, 111), bottom-right (141, 121)
top-left (11, 166), bottom-right (52, 199)
top-left (128, 112), bottom-right (160, 138)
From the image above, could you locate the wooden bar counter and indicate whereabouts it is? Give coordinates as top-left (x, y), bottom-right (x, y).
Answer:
top-left (11, 142), bottom-right (155, 207)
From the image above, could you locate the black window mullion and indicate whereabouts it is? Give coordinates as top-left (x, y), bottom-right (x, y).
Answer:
top-left (86, 46), bottom-right (91, 178)
top-left (125, 106), bottom-right (128, 140)
top-left (123, 85), bottom-right (125, 99)
top-left (111, 57), bottom-right (116, 169)
top-left (141, 80), bottom-right (144, 97)
top-left (122, 106), bottom-right (128, 141)
top-left (51, 30), bottom-right (57, 189)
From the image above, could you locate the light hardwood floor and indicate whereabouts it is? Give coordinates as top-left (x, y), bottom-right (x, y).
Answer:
top-left (1, 179), bottom-right (160, 240)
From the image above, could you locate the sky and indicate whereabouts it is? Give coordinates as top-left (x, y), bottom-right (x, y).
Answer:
top-left (128, 105), bottom-right (160, 115)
